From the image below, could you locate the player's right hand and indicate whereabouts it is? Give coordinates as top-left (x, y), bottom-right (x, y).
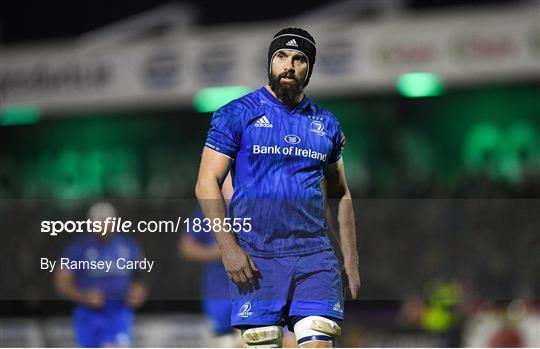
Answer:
top-left (84, 288), bottom-right (105, 308)
top-left (221, 244), bottom-right (258, 284)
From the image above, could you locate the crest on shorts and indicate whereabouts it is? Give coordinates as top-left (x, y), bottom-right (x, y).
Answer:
top-left (238, 301), bottom-right (253, 318)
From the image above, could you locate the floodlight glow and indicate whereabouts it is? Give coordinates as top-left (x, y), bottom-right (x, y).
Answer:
top-left (1, 105), bottom-right (41, 126)
top-left (194, 86), bottom-right (253, 113)
top-left (396, 72), bottom-right (444, 98)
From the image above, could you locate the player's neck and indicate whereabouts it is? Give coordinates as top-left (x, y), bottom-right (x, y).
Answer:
top-left (264, 85), bottom-right (304, 109)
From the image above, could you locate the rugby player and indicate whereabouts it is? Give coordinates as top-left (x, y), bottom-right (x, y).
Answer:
top-left (55, 202), bottom-right (147, 347)
top-left (196, 28), bottom-right (360, 347)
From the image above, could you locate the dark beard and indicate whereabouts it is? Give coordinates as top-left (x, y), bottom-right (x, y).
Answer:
top-left (268, 72), bottom-right (303, 109)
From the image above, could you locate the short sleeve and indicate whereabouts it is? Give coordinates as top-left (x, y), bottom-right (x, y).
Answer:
top-left (205, 103), bottom-right (244, 159)
top-left (328, 122), bottom-right (346, 164)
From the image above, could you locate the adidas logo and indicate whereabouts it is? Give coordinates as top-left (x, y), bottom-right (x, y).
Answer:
top-left (286, 39), bottom-right (298, 47)
top-left (333, 302), bottom-right (343, 313)
top-left (254, 115), bottom-right (273, 128)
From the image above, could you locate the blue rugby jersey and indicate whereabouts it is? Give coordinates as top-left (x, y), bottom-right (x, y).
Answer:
top-left (61, 234), bottom-right (141, 302)
top-left (205, 87), bottom-right (345, 257)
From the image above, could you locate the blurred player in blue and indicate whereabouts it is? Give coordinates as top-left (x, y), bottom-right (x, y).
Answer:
top-left (179, 175), bottom-right (240, 347)
top-left (196, 28), bottom-right (360, 347)
top-left (55, 202), bottom-right (148, 347)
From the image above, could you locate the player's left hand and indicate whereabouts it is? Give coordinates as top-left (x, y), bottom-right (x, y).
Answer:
top-left (127, 282), bottom-right (147, 309)
top-left (344, 262), bottom-right (361, 300)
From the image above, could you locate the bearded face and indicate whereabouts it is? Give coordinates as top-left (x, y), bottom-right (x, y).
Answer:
top-left (268, 50), bottom-right (308, 108)
top-left (268, 71), bottom-right (304, 109)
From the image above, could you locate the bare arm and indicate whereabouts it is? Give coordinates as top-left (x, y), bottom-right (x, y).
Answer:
top-left (180, 172), bottom-right (233, 262)
top-left (54, 269), bottom-right (104, 308)
top-left (126, 280), bottom-right (147, 309)
top-left (195, 147), bottom-right (258, 284)
top-left (179, 234), bottom-right (221, 262)
top-left (323, 158), bottom-right (360, 299)
top-left (195, 147), bottom-right (237, 250)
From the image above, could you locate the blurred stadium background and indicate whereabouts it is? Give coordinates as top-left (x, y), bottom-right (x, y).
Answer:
top-left (1, 0), bottom-right (539, 347)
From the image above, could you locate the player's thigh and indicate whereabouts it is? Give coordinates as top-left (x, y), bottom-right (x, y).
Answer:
top-left (73, 308), bottom-right (102, 348)
top-left (294, 316), bottom-right (341, 348)
top-left (229, 255), bottom-right (294, 327)
top-left (290, 249), bottom-right (344, 320)
top-left (102, 308), bottom-right (134, 347)
top-left (202, 299), bottom-right (233, 335)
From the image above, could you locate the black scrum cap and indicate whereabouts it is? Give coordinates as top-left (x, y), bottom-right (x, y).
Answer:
top-left (268, 28), bottom-right (316, 87)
